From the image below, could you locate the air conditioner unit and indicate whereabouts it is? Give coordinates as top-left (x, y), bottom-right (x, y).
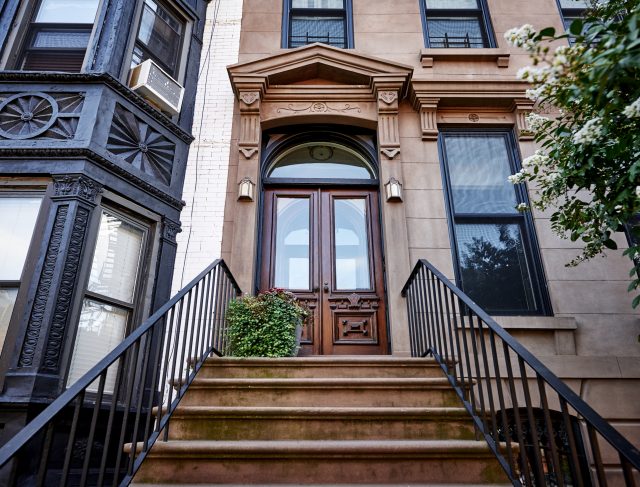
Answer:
top-left (129, 59), bottom-right (184, 116)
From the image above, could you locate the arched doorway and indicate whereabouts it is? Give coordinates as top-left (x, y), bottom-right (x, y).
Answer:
top-left (259, 134), bottom-right (388, 355)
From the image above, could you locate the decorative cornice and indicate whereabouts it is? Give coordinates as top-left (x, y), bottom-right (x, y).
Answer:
top-left (0, 71), bottom-right (194, 144)
top-left (1, 147), bottom-right (185, 209)
top-left (52, 175), bottom-right (103, 203)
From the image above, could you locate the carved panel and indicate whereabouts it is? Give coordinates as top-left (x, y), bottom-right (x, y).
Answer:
top-left (296, 296), bottom-right (318, 345)
top-left (0, 92), bottom-right (84, 140)
top-left (18, 206), bottom-right (68, 368)
top-left (53, 174), bottom-right (103, 203)
top-left (328, 294), bottom-right (380, 310)
top-left (376, 89), bottom-right (401, 159)
top-left (276, 102), bottom-right (362, 115)
top-left (107, 104), bottom-right (176, 185)
top-left (238, 91), bottom-right (261, 159)
top-left (332, 310), bottom-right (378, 344)
top-left (41, 206), bottom-right (90, 372)
top-left (415, 97), bottom-right (439, 141)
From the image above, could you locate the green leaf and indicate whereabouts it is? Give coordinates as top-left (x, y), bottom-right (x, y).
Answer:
top-left (539, 27), bottom-right (556, 38)
top-left (632, 294), bottom-right (640, 309)
top-left (570, 18), bottom-right (584, 36)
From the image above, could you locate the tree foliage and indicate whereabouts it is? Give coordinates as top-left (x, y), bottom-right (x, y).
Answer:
top-left (505, 0), bottom-right (640, 307)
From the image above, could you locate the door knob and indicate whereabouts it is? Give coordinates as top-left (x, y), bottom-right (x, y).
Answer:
top-left (323, 281), bottom-right (329, 291)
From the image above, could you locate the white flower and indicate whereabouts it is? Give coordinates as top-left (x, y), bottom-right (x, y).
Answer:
top-left (547, 172), bottom-right (562, 183)
top-left (525, 86), bottom-right (545, 101)
top-left (572, 118), bottom-right (603, 145)
top-left (526, 113), bottom-right (550, 132)
top-left (522, 149), bottom-right (549, 169)
top-left (614, 204), bottom-right (623, 213)
top-left (636, 186), bottom-right (640, 199)
top-left (623, 97), bottom-right (640, 118)
top-left (516, 203), bottom-right (529, 212)
top-left (508, 170), bottom-right (527, 184)
top-left (504, 24), bottom-right (538, 51)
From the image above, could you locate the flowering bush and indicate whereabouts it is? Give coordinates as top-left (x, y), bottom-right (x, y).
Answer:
top-left (225, 289), bottom-right (308, 357)
top-left (504, 0), bottom-right (640, 306)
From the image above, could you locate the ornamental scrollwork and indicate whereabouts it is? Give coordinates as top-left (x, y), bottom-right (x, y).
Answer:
top-left (162, 218), bottom-right (182, 243)
top-left (378, 91), bottom-right (398, 105)
top-left (53, 175), bottom-right (103, 203)
top-left (277, 102), bottom-right (362, 115)
top-left (107, 104), bottom-right (176, 186)
top-left (0, 92), bottom-right (84, 140)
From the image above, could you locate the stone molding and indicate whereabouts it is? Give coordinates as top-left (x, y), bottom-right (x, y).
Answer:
top-left (420, 48), bottom-right (510, 69)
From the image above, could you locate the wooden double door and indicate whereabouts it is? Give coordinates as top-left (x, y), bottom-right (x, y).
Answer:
top-left (260, 187), bottom-right (388, 355)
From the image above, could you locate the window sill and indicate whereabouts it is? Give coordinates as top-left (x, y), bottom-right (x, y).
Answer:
top-left (420, 48), bottom-right (510, 68)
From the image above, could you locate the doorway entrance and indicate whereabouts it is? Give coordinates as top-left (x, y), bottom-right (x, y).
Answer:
top-left (259, 141), bottom-right (388, 355)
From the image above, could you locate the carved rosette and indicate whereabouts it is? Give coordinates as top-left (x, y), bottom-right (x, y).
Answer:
top-left (0, 92), bottom-right (84, 140)
top-left (107, 104), bottom-right (176, 185)
top-left (53, 175), bottom-right (103, 204)
top-left (238, 91), bottom-right (261, 159)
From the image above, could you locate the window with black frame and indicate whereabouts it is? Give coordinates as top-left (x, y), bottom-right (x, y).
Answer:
top-left (18, 0), bottom-right (100, 72)
top-left (66, 207), bottom-right (149, 393)
top-left (0, 193), bottom-right (43, 352)
top-left (131, 0), bottom-right (186, 79)
top-left (440, 132), bottom-right (549, 315)
top-left (422, 0), bottom-right (494, 48)
top-left (557, 0), bottom-right (588, 32)
top-left (284, 0), bottom-right (351, 49)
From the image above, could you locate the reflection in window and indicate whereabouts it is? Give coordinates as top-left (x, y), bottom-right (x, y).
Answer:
top-left (19, 0), bottom-right (100, 72)
top-left (334, 199), bottom-right (370, 290)
top-left (269, 143), bottom-right (374, 179)
top-left (131, 0), bottom-right (185, 78)
top-left (441, 133), bottom-right (546, 314)
top-left (67, 210), bottom-right (146, 392)
top-left (456, 223), bottom-right (536, 312)
top-left (0, 196), bottom-right (42, 351)
top-left (274, 198), bottom-right (310, 290)
top-left (423, 0), bottom-right (493, 48)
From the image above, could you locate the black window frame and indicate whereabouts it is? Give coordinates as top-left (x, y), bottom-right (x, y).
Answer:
top-left (420, 0), bottom-right (496, 48)
top-left (15, 0), bottom-right (99, 72)
top-left (130, 0), bottom-right (188, 80)
top-left (556, 0), bottom-right (588, 33)
top-left (281, 0), bottom-right (354, 49)
top-left (438, 128), bottom-right (552, 316)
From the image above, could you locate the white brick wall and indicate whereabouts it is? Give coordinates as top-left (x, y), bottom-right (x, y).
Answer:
top-left (172, 0), bottom-right (242, 293)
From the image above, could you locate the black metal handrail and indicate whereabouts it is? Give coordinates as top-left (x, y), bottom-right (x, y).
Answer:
top-left (402, 259), bottom-right (640, 486)
top-left (0, 259), bottom-right (240, 487)
top-left (289, 33), bottom-right (346, 48)
top-left (429, 33), bottom-right (486, 48)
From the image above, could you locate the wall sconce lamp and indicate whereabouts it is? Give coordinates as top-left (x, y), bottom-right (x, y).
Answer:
top-left (384, 177), bottom-right (403, 202)
top-left (238, 177), bottom-right (255, 201)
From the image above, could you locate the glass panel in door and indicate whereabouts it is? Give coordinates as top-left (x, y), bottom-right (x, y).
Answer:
top-left (274, 197), bottom-right (311, 290)
top-left (334, 198), bottom-right (371, 290)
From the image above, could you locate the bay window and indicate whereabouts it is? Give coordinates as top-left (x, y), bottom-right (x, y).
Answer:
top-left (421, 0), bottom-right (494, 48)
top-left (440, 131), bottom-right (550, 315)
top-left (67, 207), bottom-right (148, 393)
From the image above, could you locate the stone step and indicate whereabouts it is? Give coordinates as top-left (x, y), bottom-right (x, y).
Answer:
top-left (179, 377), bottom-right (461, 407)
top-left (167, 406), bottom-right (476, 441)
top-left (133, 484), bottom-right (513, 486)
top-left (199, 356), bottom-right (445, 379)
top-left (133, 440), bottom-right (509, 485)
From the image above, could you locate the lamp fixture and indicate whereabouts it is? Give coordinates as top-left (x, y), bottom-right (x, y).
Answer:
top-left (384, 177), bottom-right (403, 202)
top-left (238, 177), bottom-right (255, 201)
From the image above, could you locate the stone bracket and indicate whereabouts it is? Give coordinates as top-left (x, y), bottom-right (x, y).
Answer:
top-left (237, 89), bottom-right (262, 159)
top-left (513, 98), bottom-right (536, 141)
top-left (412, 96), bottom-right (440, 141)
top-left (375, 88), bottom-right (401, 159)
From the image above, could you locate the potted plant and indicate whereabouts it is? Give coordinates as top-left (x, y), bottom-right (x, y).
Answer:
top-left (225, 288), bottom-right (308, 357)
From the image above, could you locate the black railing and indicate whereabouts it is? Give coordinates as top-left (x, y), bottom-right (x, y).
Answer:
top-left (0, 259), bottom-right (240, 487)
top-left (402, 259), bottom-right (640, 486)
top-left (289, 33), bottom-right (346, 48)
top-left (429, 33), bottom-right (485, 48)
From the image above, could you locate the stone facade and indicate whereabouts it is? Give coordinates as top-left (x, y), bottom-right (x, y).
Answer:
top-left (214, 0), bottom-right (640, 458)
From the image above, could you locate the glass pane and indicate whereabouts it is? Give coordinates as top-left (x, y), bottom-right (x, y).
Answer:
top-left (0, 288), bottom-right (18, 353)
top-left (87, 211), bottom-right (144, 304)
top-left (274, 198), bottom-right (310, 290)
top-left (269, 144), bottom-right (374, 179)
top-left (292, 0), bottom-right (344, 7)
top-left (137, 0), bottom-right (183, 74)
top-left (427, 18), bottom-right (486, 47)
top-left (559, 0), bottom-right (588, 7)
top-left (33, 30), bottom-right (91, 49)
top-left (67, 299), bottom-right (127, 393)
top-left (290, 16), bottom-right (346, 48)
top-left (0, 197), bottom-right (42, 280)
top-left (444, 135), bottom-right (518, 213)
top-left (426, 0), bottom-right (479, 8)
top-left (456, 223), bottom-right (537, 312)
top-left (36, 0), bottom-right (100, 23)
top-left (334, 199), bottom-right (371, 290)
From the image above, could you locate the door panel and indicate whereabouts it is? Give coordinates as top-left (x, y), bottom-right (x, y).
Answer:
top-left (261, 187), bottom-right (387, 355)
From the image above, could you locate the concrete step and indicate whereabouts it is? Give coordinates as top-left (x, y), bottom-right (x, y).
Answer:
top-left (199, 356), bottom-right (446, 379)
top-left (167, 406), bottom-right (477, 441)
top-left (179, 377), bottom-right (461, 407)
top-left (133, 440), bottom-right (509, 485)
top-left (133, 484), bottom-right (513, 486)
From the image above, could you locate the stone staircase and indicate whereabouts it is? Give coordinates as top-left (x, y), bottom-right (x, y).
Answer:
top-left (132, 356), bottom-right (510, 486)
